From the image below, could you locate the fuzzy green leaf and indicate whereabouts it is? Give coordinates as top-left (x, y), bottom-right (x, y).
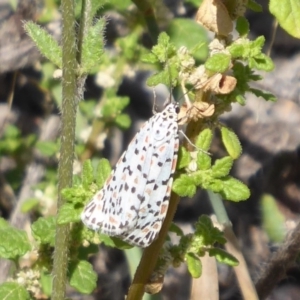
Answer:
top-left (0, 282), bottom-right (30, 300)
top-left (195, 128), bottom-right (213, 151)
top-left (197, 152), bottom-right (212, 170)
top-left (96, 159), bottom-right (112, 187)
top-left (204, 179), bottom-right (223, 193)
top-left (31, 216), bottom-right (56, 246)
top-left (24, 21), bottom-right (62, 68)
top-left (249, 53), bottom-right (274, 71)
top-left (209, 248), bottom-right (239, 266)
top-left (81, 18), bottom-right (105, 73)
top-left (173, 174), bottom-right (196, 197)
top-left (205, 53), bottom-right (231, 73)
top-left (69, 260), bottom-right (97, 294)
top-left (57, 203), bottom-right (81, 224)
top-left (0, 227), bottom-right (31, 259)
top-left (221, 127), bottom-right (242, 159)
top-left (177, 147), bottom-right (191, 169)
top-left (220, 177), bottom-right (250, 201)
top-left (82, 160), bottom-right (94, 189)
top-left (61, 186), bottom-right (91, 204)
top-left (211, 156), bottom-right (233, 178)
top-left (186, 252), bottom-right (202, 278)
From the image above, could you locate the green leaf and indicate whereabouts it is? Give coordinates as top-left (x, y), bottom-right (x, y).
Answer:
top-left (141, 52), bottom-right (159, 64)
top-left (167, 18), bottom-right (208, 61)
top-left (81, 18), bottom-right (105, 73)
top-left (236, 16), bottom-right (249, 36)
top-left (24, 21), bottom-right (62, 68)
top-left (208, 248), bottom-right (239, 266)
top-left (270, 0), bottom-right (300, 39)
top-left (177, 147), bottom-right (191, 169)
top-left (69, 260), bottom-right (97, 294)
top-left (0, 227), bottom-right (31, 259)
top-left (96, 159), bottom-right (111, 187)
top-left (249, 53), bottom-right (275, 71)
top-left (211, 156), bottom-right (233, 178)
top-left (62, 186), bottom-right (92, 204)
top-left (196, 152), bottom-right (211, 170)
top-left (186, 252), bottom-right (202, 278)
top-left (147, 65), bottom-right (178, 87)
top-left (195, 128), bottom-right (213, 151)
top-left (0, 218), bottom-right (9, 229)
top-left (21, 198), bottom-right (39, 213)
top-left (82, 160), bottom-right (94, 189)
top-left (3, 124), bottom-right (20, 138)
top-left (0, 282), bottom-right (30, 300)
top-left (31, 216), bottom-right (56, 246)
top-left (35, 141), bottom-right (58, 157)
top-left (151, 32), bottom-right (176, 63)
top-left (221, 127), bottom-right (242, 159)
top-left (247, 0), bottom-right (262, 12)
top-left (203, 179), bottom-right (223, 193)
top-left (169, 222), bottom-right (184, 237)
top-left (57, 203), bottom-right (81, 225)
top-left (220, 177), bottom-right (250, 201)
top-left (205, 53), bottom-right (231, 73)
top-left (115, 113), bottom-right (131, 129)
top-left (260, 194), bottom-right (286, 243)
top-left (101, 96), bottom-right (130, 118)
top-left (173, 174), bottom-right (196, 197)
top-left (250, 88), bottom-right (276, 101)
top-left (40, 272), bottom-right (52, 297)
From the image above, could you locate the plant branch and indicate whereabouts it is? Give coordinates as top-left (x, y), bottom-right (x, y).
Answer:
top-left (51, 0), bottom-right (77, 299)
top-left (127, 192), bottom-right (180, 300)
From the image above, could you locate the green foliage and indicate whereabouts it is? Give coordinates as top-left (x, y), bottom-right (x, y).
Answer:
top-left (31, 216), bottom-right (56, 246)
top-left (166, 18), bottom-right (208, 61)
top-left (0, 282), bottom-right (31, 300)
top-left (260, 194), bottom-right (286, 243)
top-left (155, 216), bottom-right (238, 280)
top-left (24, 21), bottom-right (62, 68)
top-left (0, 124), bottom-right (36, 156)
top-left (173, 130), bottom-right (249, 202)
top-left (221, 127), bottom-right (242, 159)
top-left (0, 220), bottom-right (31, 259)
top-left (81, 18), bottom-right (106, 74)
top-left (69, 260), bottom-right (97, 294)
top-left (270, 0), bottom-right (300, 38)
top-left (205, 53), bottom-right (231, 73)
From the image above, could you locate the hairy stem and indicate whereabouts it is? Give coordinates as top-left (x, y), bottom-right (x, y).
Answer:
top-left (51, 0), bottom-right (80, 298)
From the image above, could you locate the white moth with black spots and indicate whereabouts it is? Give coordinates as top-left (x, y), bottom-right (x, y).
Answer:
top-left (81, 103), bottom-right (180, 247)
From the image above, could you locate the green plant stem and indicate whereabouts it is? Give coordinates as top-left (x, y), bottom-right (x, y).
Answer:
top-left (132, 0), bottom-right (159, 44)
top-left (77, 0), bottom-right (93, 64)
top-left (127, 192), bottom-right (180, 300)
top-left (51, 0), bottom-right (77, 299)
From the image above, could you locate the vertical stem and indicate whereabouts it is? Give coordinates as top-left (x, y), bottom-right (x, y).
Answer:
top-left (127, 193), bottom-right (180, 300)
top-left (52, 0), bottom-right (77, 299)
